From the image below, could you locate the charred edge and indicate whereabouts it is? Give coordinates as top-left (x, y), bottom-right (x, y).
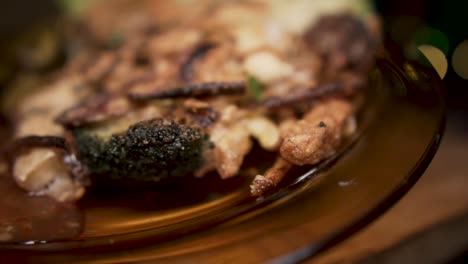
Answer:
top-left (180, 42), bottom-right (217, 81)
top-left (128, 81), bottom-right (246, 100)
top-left (10, 136), bottom-right (90, 184)
top-left (14, 136), bottom-right (70, 152)
top-left (55, 94), bottom-right (111, 128)
top-left (72, 118), bottom-right (206, 182)
top-left (263, 82), bottom-right (344, 109)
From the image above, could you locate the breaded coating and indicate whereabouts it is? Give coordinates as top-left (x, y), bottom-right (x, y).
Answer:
top-left (280, 99), bottom-right (353, 166)
top-left (251, 157), bottom-right (292, 196)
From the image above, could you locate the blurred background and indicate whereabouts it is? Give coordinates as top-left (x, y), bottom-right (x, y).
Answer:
top-left (0, 0), bottom-right (467, 108)
top-left (375, 0), bottom-right (468, 110)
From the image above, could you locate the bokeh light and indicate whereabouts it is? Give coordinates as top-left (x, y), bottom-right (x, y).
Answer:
top-left (452, 40), bottom-right (468, 80)
top-left (405, 26), bottom-right (449, 64)
top-left (418, 45), bottom-right (448, 79)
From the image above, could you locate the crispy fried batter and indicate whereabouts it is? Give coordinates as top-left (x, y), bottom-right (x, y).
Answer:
top-left (244, 115), bottom-right (281, 151)
top-left (207, 105), bottom-right (252, 179)
top-left (280, 99), bottom-right (353, 166)
top-left (251, 157), bottom-right (292, 196)
top-left (212, 122), bottom-right (252, 179)
top-left (251, 99), bottom-right (353, 196)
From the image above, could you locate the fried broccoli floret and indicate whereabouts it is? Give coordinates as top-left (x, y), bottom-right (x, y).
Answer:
top-left (72, 118), bottom-right (207, 182)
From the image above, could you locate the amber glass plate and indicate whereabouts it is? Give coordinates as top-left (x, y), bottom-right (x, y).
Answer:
top-left (0, 49), bottom-right (445, 263)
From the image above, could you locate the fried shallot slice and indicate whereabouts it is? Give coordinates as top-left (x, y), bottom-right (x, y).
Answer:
top-left (195, 105), bottom-right (281, 179)
top-left (128, 81), bottom-right (246, 100)
top-left (280, 99), bottom-right (353, 166)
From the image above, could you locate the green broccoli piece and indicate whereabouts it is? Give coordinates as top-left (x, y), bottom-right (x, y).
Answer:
top-left (72, 118), bottom-right (207, 182)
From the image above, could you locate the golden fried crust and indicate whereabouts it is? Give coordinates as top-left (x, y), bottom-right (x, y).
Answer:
top-left (280, 99), bottom-right (352, 166)
top-left (250, 157), bottom-right (292, 196)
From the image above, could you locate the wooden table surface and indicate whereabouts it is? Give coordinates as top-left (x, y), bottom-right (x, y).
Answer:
top-left (307, 111), bottom-right (468, 264)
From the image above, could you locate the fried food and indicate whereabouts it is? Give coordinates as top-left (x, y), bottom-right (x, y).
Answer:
top-left (6, 0), bottom-right (379, 201)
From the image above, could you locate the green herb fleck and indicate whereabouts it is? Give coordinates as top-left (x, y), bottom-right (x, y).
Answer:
top-left (107, 32), bottom-right (124, 49)
top-left (247, 75), bottom-right (263, 101)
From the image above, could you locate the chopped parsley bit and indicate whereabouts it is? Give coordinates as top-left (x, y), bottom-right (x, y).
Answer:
top-left (318, 121), bottom-right (326, 128)
top-left (107, 32), bottom-right (124, 49)
top-left (247, 75), bottom-right (263, 101)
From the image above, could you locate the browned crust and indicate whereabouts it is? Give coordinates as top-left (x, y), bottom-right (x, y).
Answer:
top-left (250, 157), bottom-right (292, 196)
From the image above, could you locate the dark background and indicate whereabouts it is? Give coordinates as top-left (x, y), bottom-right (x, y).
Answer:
top-left (375, 0), bottom-right (468, 110)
